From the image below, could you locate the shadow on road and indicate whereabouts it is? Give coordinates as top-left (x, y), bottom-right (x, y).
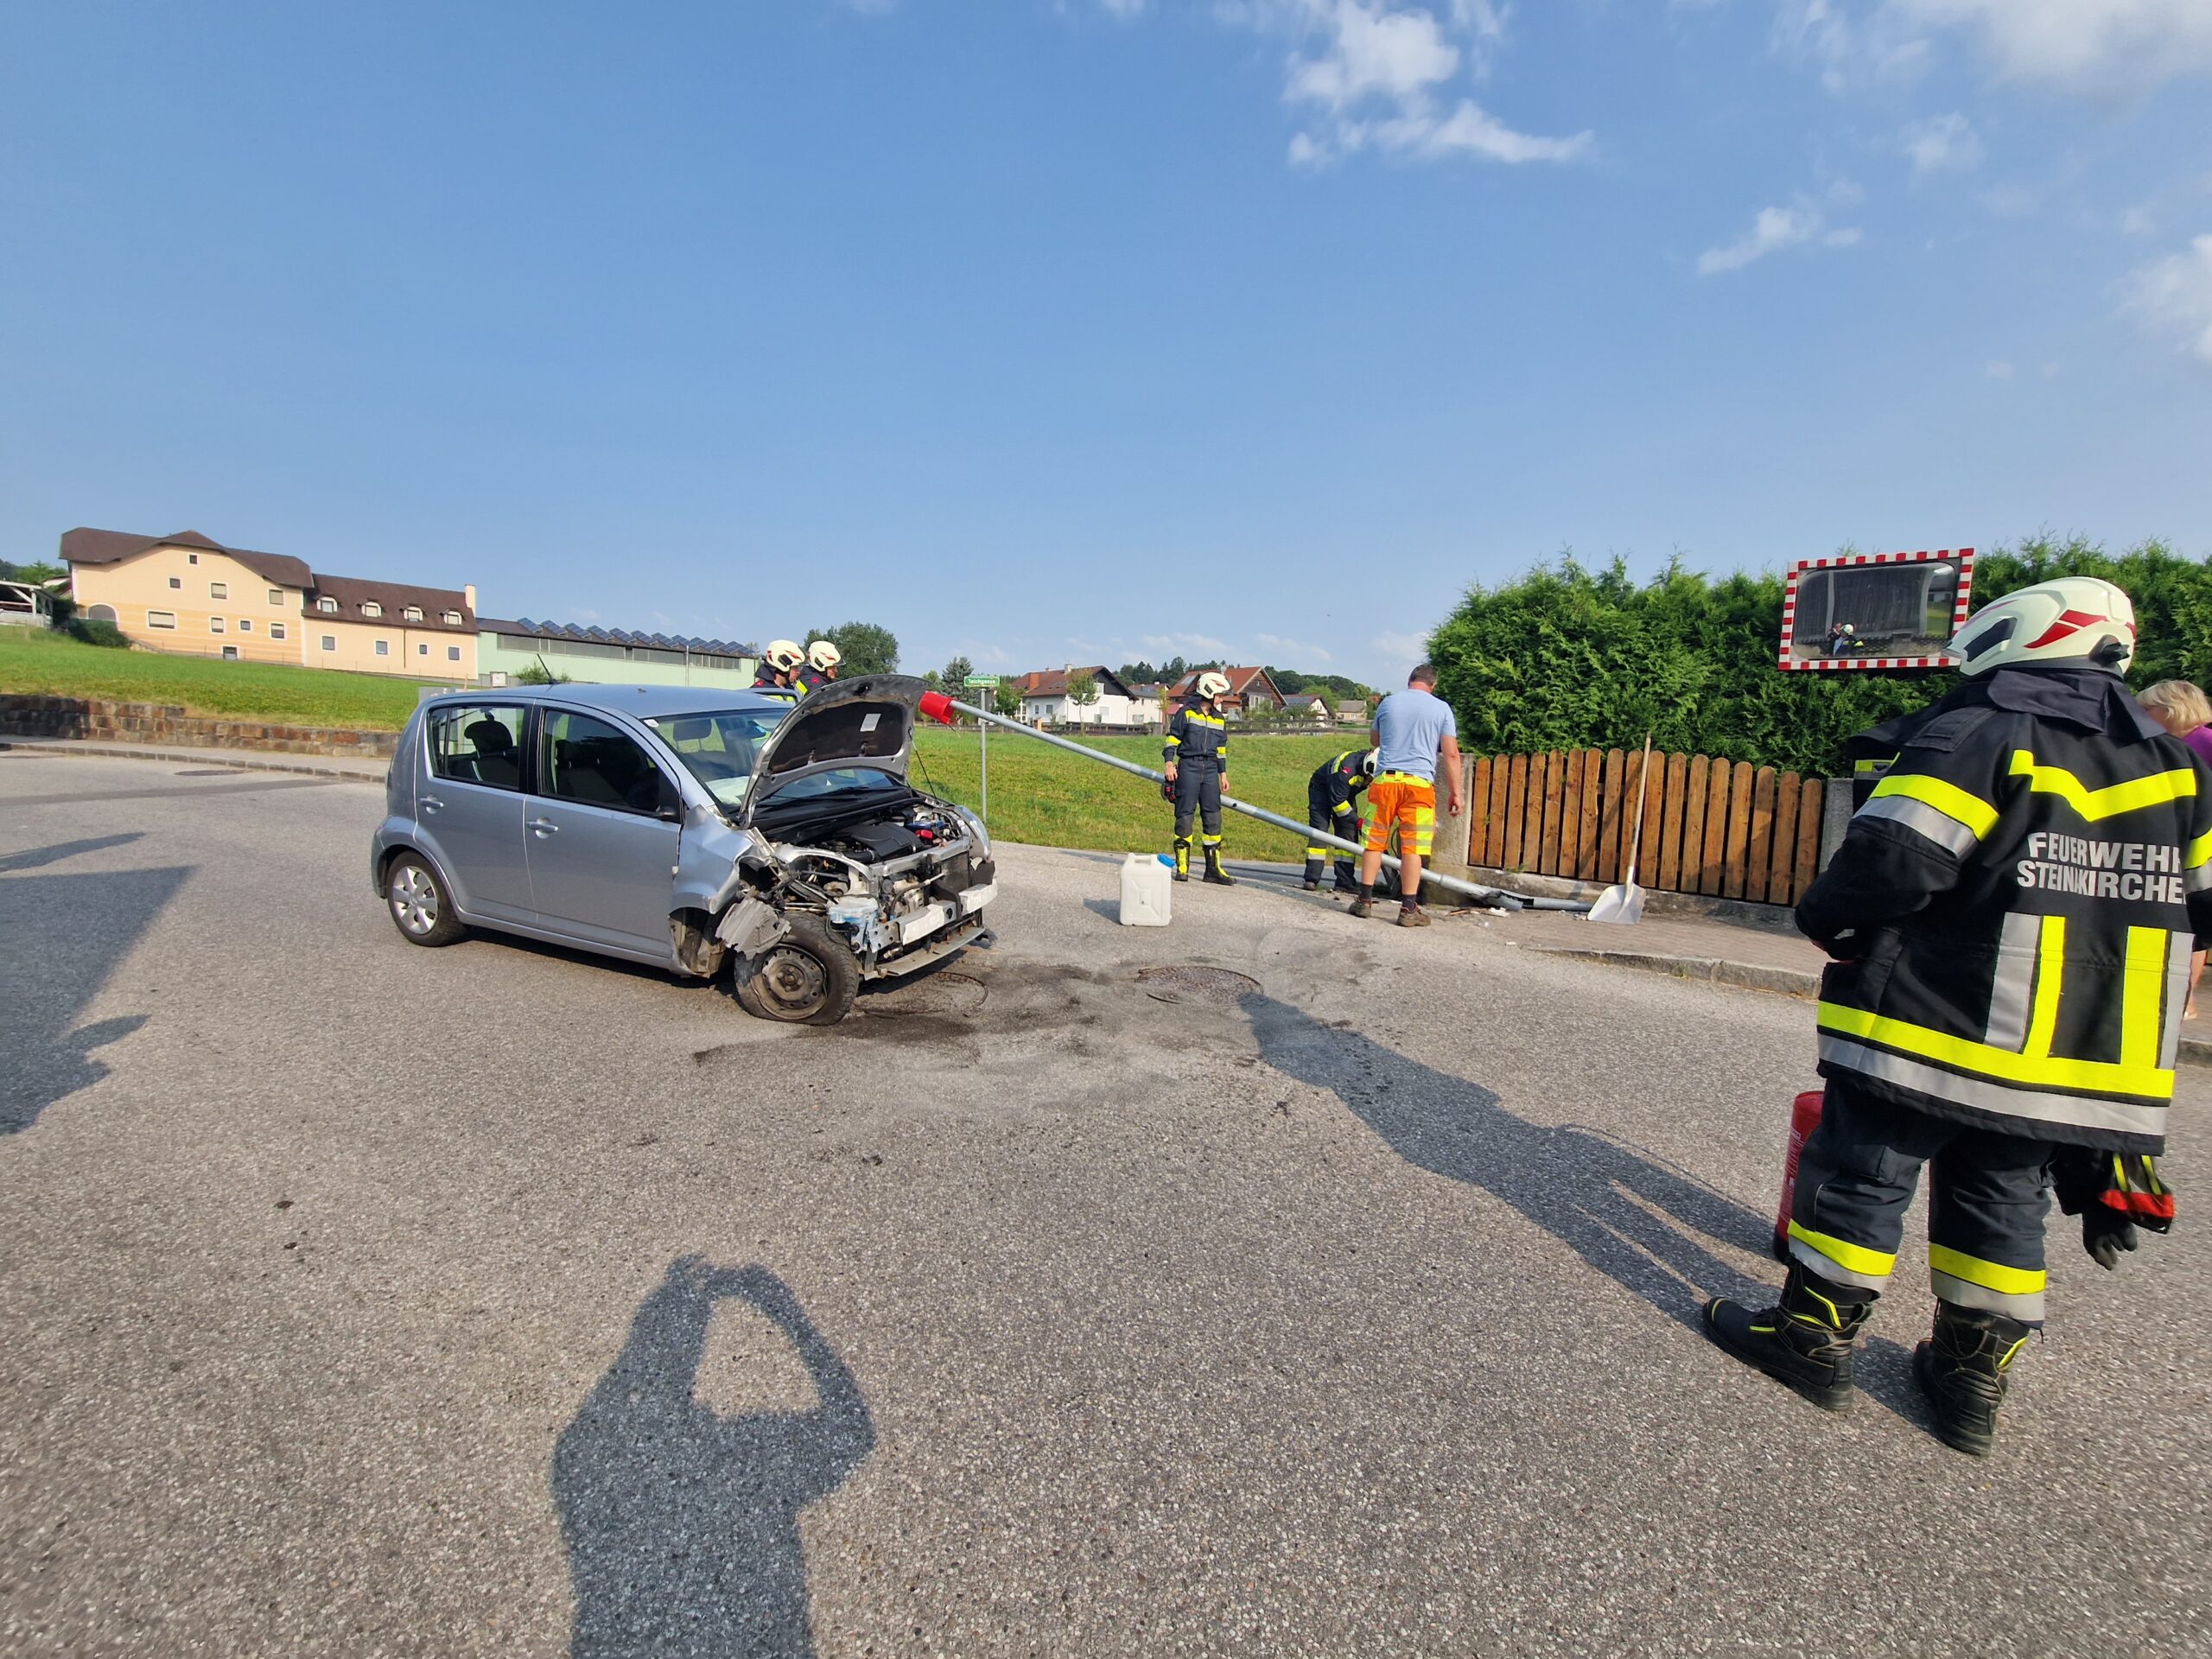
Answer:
top-left (0, 832), bottom-right (144, 874)
top-left (1240, 991), bottom-right (1926, 1421)
top-left (0, 841), bottom-right (188, 1135)
top-left (554, 1259), bottom-right (875, 1659)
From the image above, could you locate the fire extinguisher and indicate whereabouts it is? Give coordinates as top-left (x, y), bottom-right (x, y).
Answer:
top-left (1774, 1090), bottom-right (1827, 1263)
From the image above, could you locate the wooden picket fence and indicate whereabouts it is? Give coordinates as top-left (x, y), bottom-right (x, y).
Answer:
top-left (1465, 749), bottom-right (1827, 906)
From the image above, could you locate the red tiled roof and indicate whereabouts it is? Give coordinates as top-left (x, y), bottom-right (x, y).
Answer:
top-left (1015, 666), bottom-right (1137, 699)
top-left (1167, 666), bottom-right (1285, 706)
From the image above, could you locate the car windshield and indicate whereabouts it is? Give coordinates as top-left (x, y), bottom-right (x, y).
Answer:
top-left (645, 709), bottom-right (788, 805)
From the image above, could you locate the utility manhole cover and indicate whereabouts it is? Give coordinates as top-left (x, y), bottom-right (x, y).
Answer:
top-left (862, 971), bottom-right (988, 1018)
top-left (1136, 965), bottom-right (1261, 1003)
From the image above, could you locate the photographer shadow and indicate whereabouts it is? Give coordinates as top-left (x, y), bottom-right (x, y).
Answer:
top-left (1239, 992), bottom-right (1925, 1423)
top-left (554, 1260), bottom-right (876, 1659)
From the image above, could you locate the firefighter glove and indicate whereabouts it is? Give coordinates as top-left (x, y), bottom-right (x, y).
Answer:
top-left (2082, 1207), bottom-right (2140, 1272)
top-left (2053, 1148), bottom-right (2174, 1271)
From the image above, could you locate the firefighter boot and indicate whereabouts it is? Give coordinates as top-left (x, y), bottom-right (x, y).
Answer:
top-left (1201, 838), bottom-right (1237, 886)
top-left (1703, 1265), bottom-right (1874, 1412)
top-left (1915, 1300), bottom-right (2032, 1458)
top-left (1173, 837), bottom-right (1192, 883)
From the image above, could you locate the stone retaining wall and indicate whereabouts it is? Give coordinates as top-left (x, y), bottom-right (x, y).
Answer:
top-left (0, 695), bottom-right (398, 760)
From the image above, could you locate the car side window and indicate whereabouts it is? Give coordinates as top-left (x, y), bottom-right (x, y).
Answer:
top-left (428, 704), bottom-right (527, 791)
top-left (538, 709), bottom-right (675, 816)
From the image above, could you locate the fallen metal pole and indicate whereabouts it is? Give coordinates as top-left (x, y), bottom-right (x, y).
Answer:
top-left (945, 700), bottom-right (1586, 913)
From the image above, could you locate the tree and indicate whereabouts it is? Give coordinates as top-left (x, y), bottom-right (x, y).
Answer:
top-left (941, 654), bottom-right (974, 690)
top-left (1424, 537), bottom-right (2212, 776)
top-left (805, 621), bottom-right (899, 676)
top-left (992, 682), bottom-right (1021, 717)
top-left (1117, 659), bottom-right (1160, 685)
top-left (1067, 672), bottom-right (1100, 707)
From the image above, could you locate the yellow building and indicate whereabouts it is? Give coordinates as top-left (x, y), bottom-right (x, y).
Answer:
top-left (62, 528), bottom-right (479, 681)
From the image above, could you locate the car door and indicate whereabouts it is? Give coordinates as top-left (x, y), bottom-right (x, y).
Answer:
top-left (524, 705), bottom-right (683, 959)
top-left (417, 702), bottom-right (536, 922)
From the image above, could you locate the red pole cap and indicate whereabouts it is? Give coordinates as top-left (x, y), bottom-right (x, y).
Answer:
top-left (918, 690), bottom-right (957, 726)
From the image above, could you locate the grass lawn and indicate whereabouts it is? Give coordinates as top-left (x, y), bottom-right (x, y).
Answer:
top-left (0, 627), bottom-right (1366, 858)
top-left (912, 726), bottom-right (1363, 863)
top-left (0, 627), bottom-right (433, 729)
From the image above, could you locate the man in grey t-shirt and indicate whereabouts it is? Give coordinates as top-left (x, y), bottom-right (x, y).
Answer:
top-left (1354, 664), bottom-right (1464, 925)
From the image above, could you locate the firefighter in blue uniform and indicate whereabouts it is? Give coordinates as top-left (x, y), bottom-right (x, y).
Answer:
top-left (1706, 576), bottom-right (2201, 1455)
top-left (1165, 671), bottom-right (1236, 885)
top-left (1304, 747), bottom-right (1381, 893)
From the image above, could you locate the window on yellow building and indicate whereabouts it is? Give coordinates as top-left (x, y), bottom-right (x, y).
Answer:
top-left (272, 623), bottom-right (288, 640)
top-left (148, 610), bottom-right (176, 629)
top-left (210, 582), bottom-right (227, 599)
top-left (238, 618), bottom-right (252, 632)
top-left (418, 643), bottom-right (429, 655)
top-left (268, 588), bottom-right (283, 606)
top-left (210, 617), bottom-right (225, 633)
top-left (404, 606), bottom-right (423, 621)
top-left (448, 645), bottom-right (461, 661)
top-left (375, 639), bottom-right (390, 656)
top-left (321, 634), bottom-right (336, 651)
top-left (317, 597), bottom-right (338, 613)
top-left (168, 576), bottom-right (181, 589)
top-left (363, 601), bottom-right (383, 618)
top-left (442, 610), bottom-right (463, 625)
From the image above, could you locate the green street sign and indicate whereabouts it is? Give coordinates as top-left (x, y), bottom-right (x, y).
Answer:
top-left (963, 675), bottom-right (1001, 687)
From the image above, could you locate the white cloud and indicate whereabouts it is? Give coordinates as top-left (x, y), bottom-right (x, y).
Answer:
top-left (1371, 630), bottom-right (1430, 665)
top-left (1243, 0), bottom-right (1592, 168)
top-left (2120, 234), bottom-right (2212, 370)
top-left (1901, 111), bottom-right (1982, 174)
top-left (1255, 632), bottom-right (1335, 663)
top-left (1095, 0), bottom-right (1147, 16)
top-left (1141, 632), bottom-right (1232, 656)
top-left (1986, 359), bottom-right (2015, 379)
top-left (1696, 200), bottom-right (1861, 275)
top-left (1886, 0), bottom-right (2212, 96)
top-left (2121, 203), bottom-right (2158, 236)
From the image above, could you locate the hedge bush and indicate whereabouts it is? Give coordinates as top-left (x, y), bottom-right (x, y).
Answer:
top-left (65, 618), bottom-right (131, 649)
top-left (1427, 535), bottom-right (2209, 776)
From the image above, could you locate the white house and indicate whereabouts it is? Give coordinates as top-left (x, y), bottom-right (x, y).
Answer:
top-left (1014, 665), bottom-right (1148, 726)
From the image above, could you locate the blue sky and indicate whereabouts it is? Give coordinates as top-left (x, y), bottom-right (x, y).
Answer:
top-left (3, 1), bottom-right (2208, 690)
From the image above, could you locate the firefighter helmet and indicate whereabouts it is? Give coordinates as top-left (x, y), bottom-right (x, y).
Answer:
top-left (808, 639), bottom-right (842, 672)
top-left (764, 639), bottom-right (805, 672)
top-left (1363, 747), bottom-right (1380, 778)
top-left (1951, 576), bottom-right (2136, 678)
top-left (1195, 671), bottom-right (1231, 700)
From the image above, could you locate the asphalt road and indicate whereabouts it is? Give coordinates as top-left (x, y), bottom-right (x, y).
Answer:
top-left (3, 750), bottom-right (2209, 1658)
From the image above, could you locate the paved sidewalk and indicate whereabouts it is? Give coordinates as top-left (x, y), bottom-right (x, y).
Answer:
top-left (1484, 905), bottom-right (1827, 997)
top-left (0, 734), bottom-right (389, 782)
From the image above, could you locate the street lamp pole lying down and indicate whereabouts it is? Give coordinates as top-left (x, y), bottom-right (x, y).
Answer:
top-left (925, 694), bottom-right (1588, 914)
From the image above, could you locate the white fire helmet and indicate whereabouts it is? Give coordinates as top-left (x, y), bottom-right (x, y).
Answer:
top-left (764, 639), bottom-right (805, 672)
top-left (1196, 671), bottom-right (1231, 700)
top-left (808, 639), bottom-right (842, 671)
top-left (1363, 748), bottom-right (1380, 778)
top-left (1950, 576), bottom-right (2136, 678)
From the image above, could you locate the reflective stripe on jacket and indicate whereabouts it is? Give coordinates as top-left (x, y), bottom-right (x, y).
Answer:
top-left (1164, 702), bottom-right (1230, 769)
top-left (1309, 748), bottom-right (1375, 819)
top-left (1801, 666), bottom-right (2212, 1154)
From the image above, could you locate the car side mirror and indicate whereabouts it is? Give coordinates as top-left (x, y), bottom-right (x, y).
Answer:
top-left (655, 774), bottom-right (684, 822)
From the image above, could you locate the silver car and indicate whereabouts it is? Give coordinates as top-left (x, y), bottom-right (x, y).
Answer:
top-left (370, 677), bottom-right (995, 1024)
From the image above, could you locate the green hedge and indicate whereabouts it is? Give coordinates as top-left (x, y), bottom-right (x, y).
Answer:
top-left (1427, 536), bottom-right (2210, 776)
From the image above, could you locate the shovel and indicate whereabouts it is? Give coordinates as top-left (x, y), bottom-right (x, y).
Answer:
top-left (1586, 733), bottom-right (1653, 925)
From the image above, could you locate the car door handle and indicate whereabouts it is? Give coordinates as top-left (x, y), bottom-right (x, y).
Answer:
top-left (421, 796), bottom-right (444, 814)
top-left (528, 817), bottom-right (558, 836)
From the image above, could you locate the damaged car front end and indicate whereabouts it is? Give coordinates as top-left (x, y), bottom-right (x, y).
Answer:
top-left (660, 676), bottom-right (995, 1023)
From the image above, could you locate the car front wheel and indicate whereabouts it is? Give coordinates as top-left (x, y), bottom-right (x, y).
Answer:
top-left (385, 852), bottom-right (466, 948)
top-left (735, 914), bottom-right (859, 1026)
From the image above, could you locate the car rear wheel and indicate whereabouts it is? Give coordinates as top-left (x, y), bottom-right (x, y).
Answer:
top-left (736, 914), bottom-right (859, 1026)
top-left (385, 852), bottom-right (466, 948)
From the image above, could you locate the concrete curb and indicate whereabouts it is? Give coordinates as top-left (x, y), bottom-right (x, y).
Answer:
top-left (1527, 943), bottom-right (2212, 1069)
top-left (0, 737), bottom-right (388, 782)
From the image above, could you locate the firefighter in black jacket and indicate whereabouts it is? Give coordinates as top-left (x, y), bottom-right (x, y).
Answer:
top-left (753, 640), bottom-right (804, 700)
top-left (1165, 672), bottom-right (1236, 885)
top-left (1304, 747), bottom-right (1379, 893)
top-left (1705, 577), bottom-right (2202, 1455)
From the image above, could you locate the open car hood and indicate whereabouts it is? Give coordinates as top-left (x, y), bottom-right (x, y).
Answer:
top-left (736, 674), bottom-right (944, 823)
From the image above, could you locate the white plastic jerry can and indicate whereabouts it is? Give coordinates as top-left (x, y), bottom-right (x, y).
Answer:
top-left (1120, 853), bottom-right (1173, 926)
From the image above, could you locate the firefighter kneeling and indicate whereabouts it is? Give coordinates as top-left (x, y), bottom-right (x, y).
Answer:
top-left (1706, 577), bottom-right (2198, 1456)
